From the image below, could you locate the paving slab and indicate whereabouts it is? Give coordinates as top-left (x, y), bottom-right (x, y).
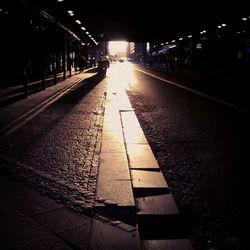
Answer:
top-left (104, 106), bottom-right (120, 116)
top-left (0, 201), bottom-right (71, 249)
top-left (126, 144), bottom-right (160, 170)
top-left (101, 119), bottom-right (126, 152)
top-left (102, 120), bottom-right (123, 132)
top-left (0, 189), bottom-right (47, 216)
top-left (101, 141), bottom-right (126, 153)
top-left (131, 170), bottom-right (168, 189)
top-left (103, 113), bottom-right (121, 124)
top-left (142, 239), bottom-right (194, 250)
top-left (34, 207), bottom-right (90, 233)
top-left (103, 118), bottom-right (122, 127)
top-left (102, 107), bottom-right (123, 133)
top-left (136, 193), bottom-right (179, 215)
top-left (117, 92), bottom-right (133, 110)
top-left (89, 218), bottom-right (140, 250)
top-left (99, 152), bottom-right (131, 180)
top-left (59, 224), bottom-right (91, 249)
top-left (95, 179), bottom-right (135, 207)
top-left (120, 111), bottom-right (141, 128)
top-left (102, 130), bottom-right (124, 143)
top-left (0, 176), bottom-right (64, 217)
top-left (0, 176), bottom-right (63, 210)
top-left (136, 194), bottom-right (182, 239)
top-left (18, 188), bottom-right (64, 210)
top-left (123, 127), bottom-right (148, 144)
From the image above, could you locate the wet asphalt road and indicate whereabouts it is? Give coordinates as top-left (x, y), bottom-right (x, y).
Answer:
top-left (126, 64), bottom-right (250, 250)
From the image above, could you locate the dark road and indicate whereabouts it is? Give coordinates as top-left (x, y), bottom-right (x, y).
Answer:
top-left (126, 64), bottom-right (250, 249)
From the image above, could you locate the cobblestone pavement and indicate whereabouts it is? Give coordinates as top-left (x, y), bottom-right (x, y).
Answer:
top-left (0, 75), bottom-right (107, 214)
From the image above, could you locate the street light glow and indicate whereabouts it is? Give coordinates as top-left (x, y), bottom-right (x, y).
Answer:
top-left (67, 10), bottom-right (74, 16)
top-left (108, 41), bottom-right (128, 55)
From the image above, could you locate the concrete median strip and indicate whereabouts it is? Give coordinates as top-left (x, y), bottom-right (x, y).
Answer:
top-left (94, 88), bottom-right (135, 218)
top-left (126, 143), bottom-right (160, 170)
top-left (93, 83), bottom-right (194, 249)
top-left (91, 85), bottom-right (140, 249)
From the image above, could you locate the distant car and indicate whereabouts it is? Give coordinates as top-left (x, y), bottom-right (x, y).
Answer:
top-left (118, 58), bottom-right (124, 62)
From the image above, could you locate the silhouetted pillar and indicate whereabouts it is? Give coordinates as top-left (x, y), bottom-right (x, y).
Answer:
top-left (67, 41), bottom-right (72, 77)
top-left (41, 69), bottom-right (46, 90)
top-left (53, 53), bottom-right (57, 84)
top-left (39, 54), bottom-right (46, 90)
top-left (67, 54), bottom-right (72, 77)
top-left (22, 68), bottom-right (28, 98)
top-left (62, 40), bottom-right (66, 80)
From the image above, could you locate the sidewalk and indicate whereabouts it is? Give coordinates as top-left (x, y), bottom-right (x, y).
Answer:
top-left (0, 69), bottom-right (96, 141)
top-left (0, 66), bottom-right (194, 249)
top-left (0, 70), bottom-right (84, 108)
top-left (0, 70), bottom-right (97, 249)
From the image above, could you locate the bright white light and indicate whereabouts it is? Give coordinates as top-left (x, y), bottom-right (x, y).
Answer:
top-left (188, 35), bottom-right (192, 38)
top-left (222, 23), bottom-right (226, 27)
top-left (108, 41), bottom-right (128, 55)
top-left (217, 25), bottom-right (222, 28)
top-left (86, 31), bottom-right (89, 34)
top-left (57, 0), bottom-right (64, 2)
top-left (242, 17), bottom-right (247, 21)
top-left (75, 20), bottom-right (81, 24)
top-left (171, 40), bottom-right (175, 43)
top-left (81, 26), bottom-right (86, 30)
top-left (67, 10), bottom-right (74, 16)
top-left (196, 43), bottom-right (203, 49)
top-left (179, 37), bottom-right (183, 40)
